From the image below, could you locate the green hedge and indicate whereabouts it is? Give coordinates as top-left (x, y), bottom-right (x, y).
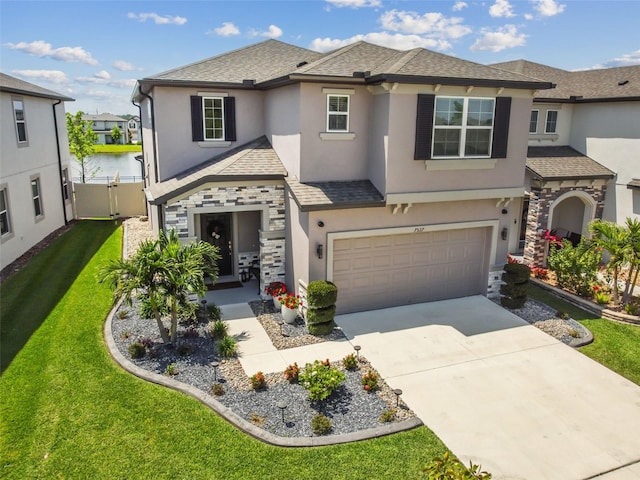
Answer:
top-left (307, 280), bottom-right (338, 309)
top-left (308, 321), bottom-right (336, 336)
top-left (306, 305), bottom-right (336, 325)
top-left (503, 263), bottom-right (531, 283)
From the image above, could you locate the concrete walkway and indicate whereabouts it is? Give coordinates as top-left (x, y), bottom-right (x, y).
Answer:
top-left (336, 296), bottom-right (640, 480)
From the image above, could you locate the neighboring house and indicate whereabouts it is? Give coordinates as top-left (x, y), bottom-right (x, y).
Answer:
top-left (81, 113), bottom-right (127, 144)
top-left (492, 60), bottom-right (640, 266)
top-left (0, 73), bottom-right (74, 271)
top-left (132, 39), bottom-right (553, 313)
top-left (127, 115), bottom-right (140, 143)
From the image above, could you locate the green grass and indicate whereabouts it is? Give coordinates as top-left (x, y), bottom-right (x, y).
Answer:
top-left (0, 221), bottom-right (446, 479)
top-left (528, 284), bottom-right (640, 385)
top-left (93, 144), bottom-right (142, 154)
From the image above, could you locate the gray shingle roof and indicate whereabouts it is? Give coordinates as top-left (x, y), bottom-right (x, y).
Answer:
top-left (492, 60), bottom-right (640, 100)
top-left (287, 178), bottom-right (384, 211)
top-left (526, 146), bottom-right (614, 180)
top-left (627, 179), bottom-right (640, 190)
top-left (147, 136), bottom-right (287, 205)
top-left (0, 72), bottom-right (74, 101)
top-left (82, 113), bottom-right (127, 122)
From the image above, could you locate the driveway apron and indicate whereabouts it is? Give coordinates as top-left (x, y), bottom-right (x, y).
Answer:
top-left (336, 295), bottom-right (640, 480)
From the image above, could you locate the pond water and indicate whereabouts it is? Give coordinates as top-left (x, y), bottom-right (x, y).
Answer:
top-left (71, 152), bottom-right (143, 183)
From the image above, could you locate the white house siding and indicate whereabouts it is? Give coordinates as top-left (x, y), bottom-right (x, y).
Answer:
top-left (0, 91), bottom-right (73, 270)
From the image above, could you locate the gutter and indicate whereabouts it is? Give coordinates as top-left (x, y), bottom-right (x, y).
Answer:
top-left (52, 99), bottom-right (68, 225)
top-left (136, 85), bottom-right (159, 183)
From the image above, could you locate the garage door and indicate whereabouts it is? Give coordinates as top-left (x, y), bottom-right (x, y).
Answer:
top-left (331, 227), bottom-right (490, 313)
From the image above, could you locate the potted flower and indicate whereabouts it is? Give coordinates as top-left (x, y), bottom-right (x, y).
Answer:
top-left (265, 281), bottom-right (287, 308)
top-left (279, 293), bottom-right (301, 324)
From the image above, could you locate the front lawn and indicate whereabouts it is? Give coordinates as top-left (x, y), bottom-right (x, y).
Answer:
top-left (93, 144), bottom-right (142, 154)
top-left (0, 221), bottom-right (445, 479)
top-left (527, 284), bottom-right (640, 385)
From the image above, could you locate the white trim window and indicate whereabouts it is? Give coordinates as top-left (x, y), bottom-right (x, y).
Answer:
top-left (0, 187), bottom-right (11, 236)
top-left (31, 177), bottom-right (43, 217)
top-left (327, 94), bottom-right (349, 132)
top-left (433, 97), bottom-right (495, 158)
top-left (62, 168), bottom-right (70, 201)
top-left (529, 110), bottom-right (539, 134)
top-left (545, 110), bottom-right (558, 133)
top-left (12, 98), bottom-right (27, 143)
top-left (203, 97), bottom-right (224, 140)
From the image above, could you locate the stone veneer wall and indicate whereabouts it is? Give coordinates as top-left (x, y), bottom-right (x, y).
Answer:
top-left (523, 185), bottom-right (606, 267)
top-left (163, 184), bottom-right (286, 296)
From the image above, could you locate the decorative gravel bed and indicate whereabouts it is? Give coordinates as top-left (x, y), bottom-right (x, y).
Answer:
top-left (110, 298), bottom-right (414, 439)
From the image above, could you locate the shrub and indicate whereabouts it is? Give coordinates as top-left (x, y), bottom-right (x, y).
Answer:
top-left (379, 409), bottom-right (397, 423)
top-left (423, 451), bottom-right (492, 480)
top-left (120, 331), bottom-right (131, 340)
top-left (503, 263), bottom-right (531, 282)
top-left (307, 321), bottom-right (336, 336)
top-left (284, 363), bottom-right (300, 383)
top-left (137, 336), bottom-right (153, 349)
top-left (547, 239), bottom-right (601, 297)
top-left (206, 303), bottom-right (222, 321)
top-left (299, 360), bottom-right (345, 401)
top-left (342, 353), bottom-right (358, 370)
top-left (311, 414), bottom-right (332, 435)
top-left (175, 343), bottom-right (193, 356)
top-left (501, 263), bottom-right (530, 309)
top-left (306, 280), bottom-right (338, 308)
top-left (556, 310), bottom-right (569, 319)
top-left (624, 303), bottom-right (639, 315)
top-left (116, 309), bottom-right (130, 319)
top-left (306, 305), bottom-right (337, 325)
top-left (217, 335), bottom-right (237, 358)
top-left (178, 301), bottom-right (199, 324)
top-left (183, 327), bottom-right (200, 338)
top-left (165, 363), bottom-right (178, 376)
top-left (211, 383), bottom-right (225, 396)
top-left (361, 370), bottom-right (379, 392)
top-left (593, 291), bottom-right (611, 305)
top-left (530, 266), bottom-right (548, 279)
top-left (137, 293), bottom-right (169, 319)
top-left (207, 319), bottom-right (228, 340)
top-left (128, 342), bottom-right (146, 359)
top-left (250, 371), bottom-right (266, 391)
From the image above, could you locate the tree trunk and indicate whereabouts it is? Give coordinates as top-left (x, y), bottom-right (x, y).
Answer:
top-left (612, 268), bottom-right (621, 304)
top-left (151, 297), bottom-right (170, 344)
top-left (170, 298), bottom-right (178, 344)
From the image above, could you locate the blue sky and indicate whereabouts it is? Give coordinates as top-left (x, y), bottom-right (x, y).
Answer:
top-left (2, 0), bottom-right (639, 115)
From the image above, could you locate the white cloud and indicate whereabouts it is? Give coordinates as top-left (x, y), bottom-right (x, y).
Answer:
top-left (310, 32), bottom-right (452, 53)
top-left (325, 0), bottom-right (381, 8)
top-left (489, 0), bottom-right (515, 18)
top-left (452, 2), bottom-right (468, 11)
top-left (76, 76), bottom-right (136, 88)
top-left (113, 60), bottom-right (138, 71)
top-left (213, 22), bottom-right (240, 36)
top-left (127, 12), bottom-right (187, 25)
top-left (379, 10), bottom-right (472, 39)
top-left (250, 24), bottom-right (283, 38)
top-left (470, 24), bottom-right (526, 52)
top-left (590, 49), bottom-right (640, 69)
top-left (11, 69), bottom-right (69, 84)
top-left (531, 0), bottom-right (565, 17)
top-left (524, 13), bottom-right (534, 20)
top-left (94, 70), bottom-right (111, 80)
top-left (4, 40), bottom-right (98, 65)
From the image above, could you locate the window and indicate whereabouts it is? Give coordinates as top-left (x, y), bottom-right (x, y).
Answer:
top-left (31, 177), bottom-right (43, 217)
top-left (545, 110), bottom-right (558, 133)
top-left (12, 98), bottom-right (27, 143)
top-left (327, 95), bottom-right (349, 132)
top-left (432, 97), bottom-right (495, 157)
top-left (190, 95), bottom-right (236, 143)
top-left (62, 168), bottom-right (70, 201)
top-left (529, 110), bottom-right (539, 134)
top-left (0, 188), bottom-right (10, 236)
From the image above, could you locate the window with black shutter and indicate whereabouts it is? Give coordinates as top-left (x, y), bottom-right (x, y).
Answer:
top-left (190, 94), bottom-right (236, 142)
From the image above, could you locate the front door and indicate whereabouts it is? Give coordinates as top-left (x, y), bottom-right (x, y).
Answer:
top-left (204, 213), bottom-right (233, 276)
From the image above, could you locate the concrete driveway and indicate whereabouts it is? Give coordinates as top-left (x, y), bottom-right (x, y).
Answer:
top-left (335, 296), bottom-right (640, 480)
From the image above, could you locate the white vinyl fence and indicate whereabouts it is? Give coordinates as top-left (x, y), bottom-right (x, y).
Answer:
top-left (73, 181), bottom-right (146, 219)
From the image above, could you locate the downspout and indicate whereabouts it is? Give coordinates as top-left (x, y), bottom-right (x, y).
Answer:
top-left (136, 86), bottom-right (159, 183)
top-left (132, 98), bottom-right (149, 217)
top-left (52, 99), bottom-right (68, 225)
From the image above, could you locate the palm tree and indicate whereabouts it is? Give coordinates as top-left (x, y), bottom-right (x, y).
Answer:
top-left (622, 218), bottom-right (640, 305)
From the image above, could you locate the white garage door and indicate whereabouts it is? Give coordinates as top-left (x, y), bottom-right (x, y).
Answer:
top-left (332, 227), bottom-right (490, 313)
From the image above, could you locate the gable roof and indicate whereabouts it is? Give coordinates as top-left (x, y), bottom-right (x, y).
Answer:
top-left (492, 60), bottom-right (640, 101)
top-left (137, 40), bottom-right (553, 94)
top-left (82, 113), bottom-right (127, 122)
top-left (0, 72), bottom-right (74, 101)
top-left (146, 136), bottom-right (287, 205)
top-left (526, 146), bottom-right (614, 181)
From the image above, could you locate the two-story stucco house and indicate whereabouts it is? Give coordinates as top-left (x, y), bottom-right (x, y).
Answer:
top-left (492, 61), bottom-right (640, 267)
top-left (0, 73), bottom-right (74, 271)
top-left (81, 113), bottom-right (128, 144)
top-left (132, 39), bottom-right (553, 313)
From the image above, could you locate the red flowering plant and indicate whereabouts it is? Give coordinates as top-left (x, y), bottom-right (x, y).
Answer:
top-left (542, 230), bottom-right (563, 247)
top-left (284, 363), bottom-right (300, 383)
top-left (265, 281), bottom-right (287, 297)
top-left (530, 266), bottom-right (549, 279)
top-left (279, 293), bottom-right (302, 310)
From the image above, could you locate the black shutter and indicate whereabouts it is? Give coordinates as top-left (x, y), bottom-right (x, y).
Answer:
top-left (190, 96), bottom-right (203, 142)
top-left (491, 96), bottom-right (511, 159)
top-left (414, 94), bottom-right (435, 160)
top-left (224, 96), bottom-right (236, 142)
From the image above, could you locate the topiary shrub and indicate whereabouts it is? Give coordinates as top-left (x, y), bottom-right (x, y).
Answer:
top-left (501, 262), bottom-right (530, 309)
top-left (307, 321), bottom-right (335, 336)
top-left (307, 280), bottom-right (338, 308)
top-left (306, 305), bottom-right (336, 325)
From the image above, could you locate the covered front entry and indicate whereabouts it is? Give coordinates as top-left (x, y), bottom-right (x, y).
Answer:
top-left (330, 226), bottom-right (491, 314)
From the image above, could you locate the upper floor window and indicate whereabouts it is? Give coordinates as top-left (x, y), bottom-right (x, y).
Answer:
top-left (0, 187), bottom-right (11, 236)
top-left (12, 98), bottom-right (28, 143)
top-left (529, 110), bottom-right (539, 134)
top-left (31, 177), bottom-right (43, 217)
top-left (545, 110), bottom-right (558, 133)
top-left (203, 97), bottom-right (224, 140)
top-left (190, 94), bottom-right (236, 144)
top-left (62, 168), bottom-right (70, 201)
top-left (432, 97), bottom-right (495, 157)
top-left (327, 95), bottom-right (349, 132)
